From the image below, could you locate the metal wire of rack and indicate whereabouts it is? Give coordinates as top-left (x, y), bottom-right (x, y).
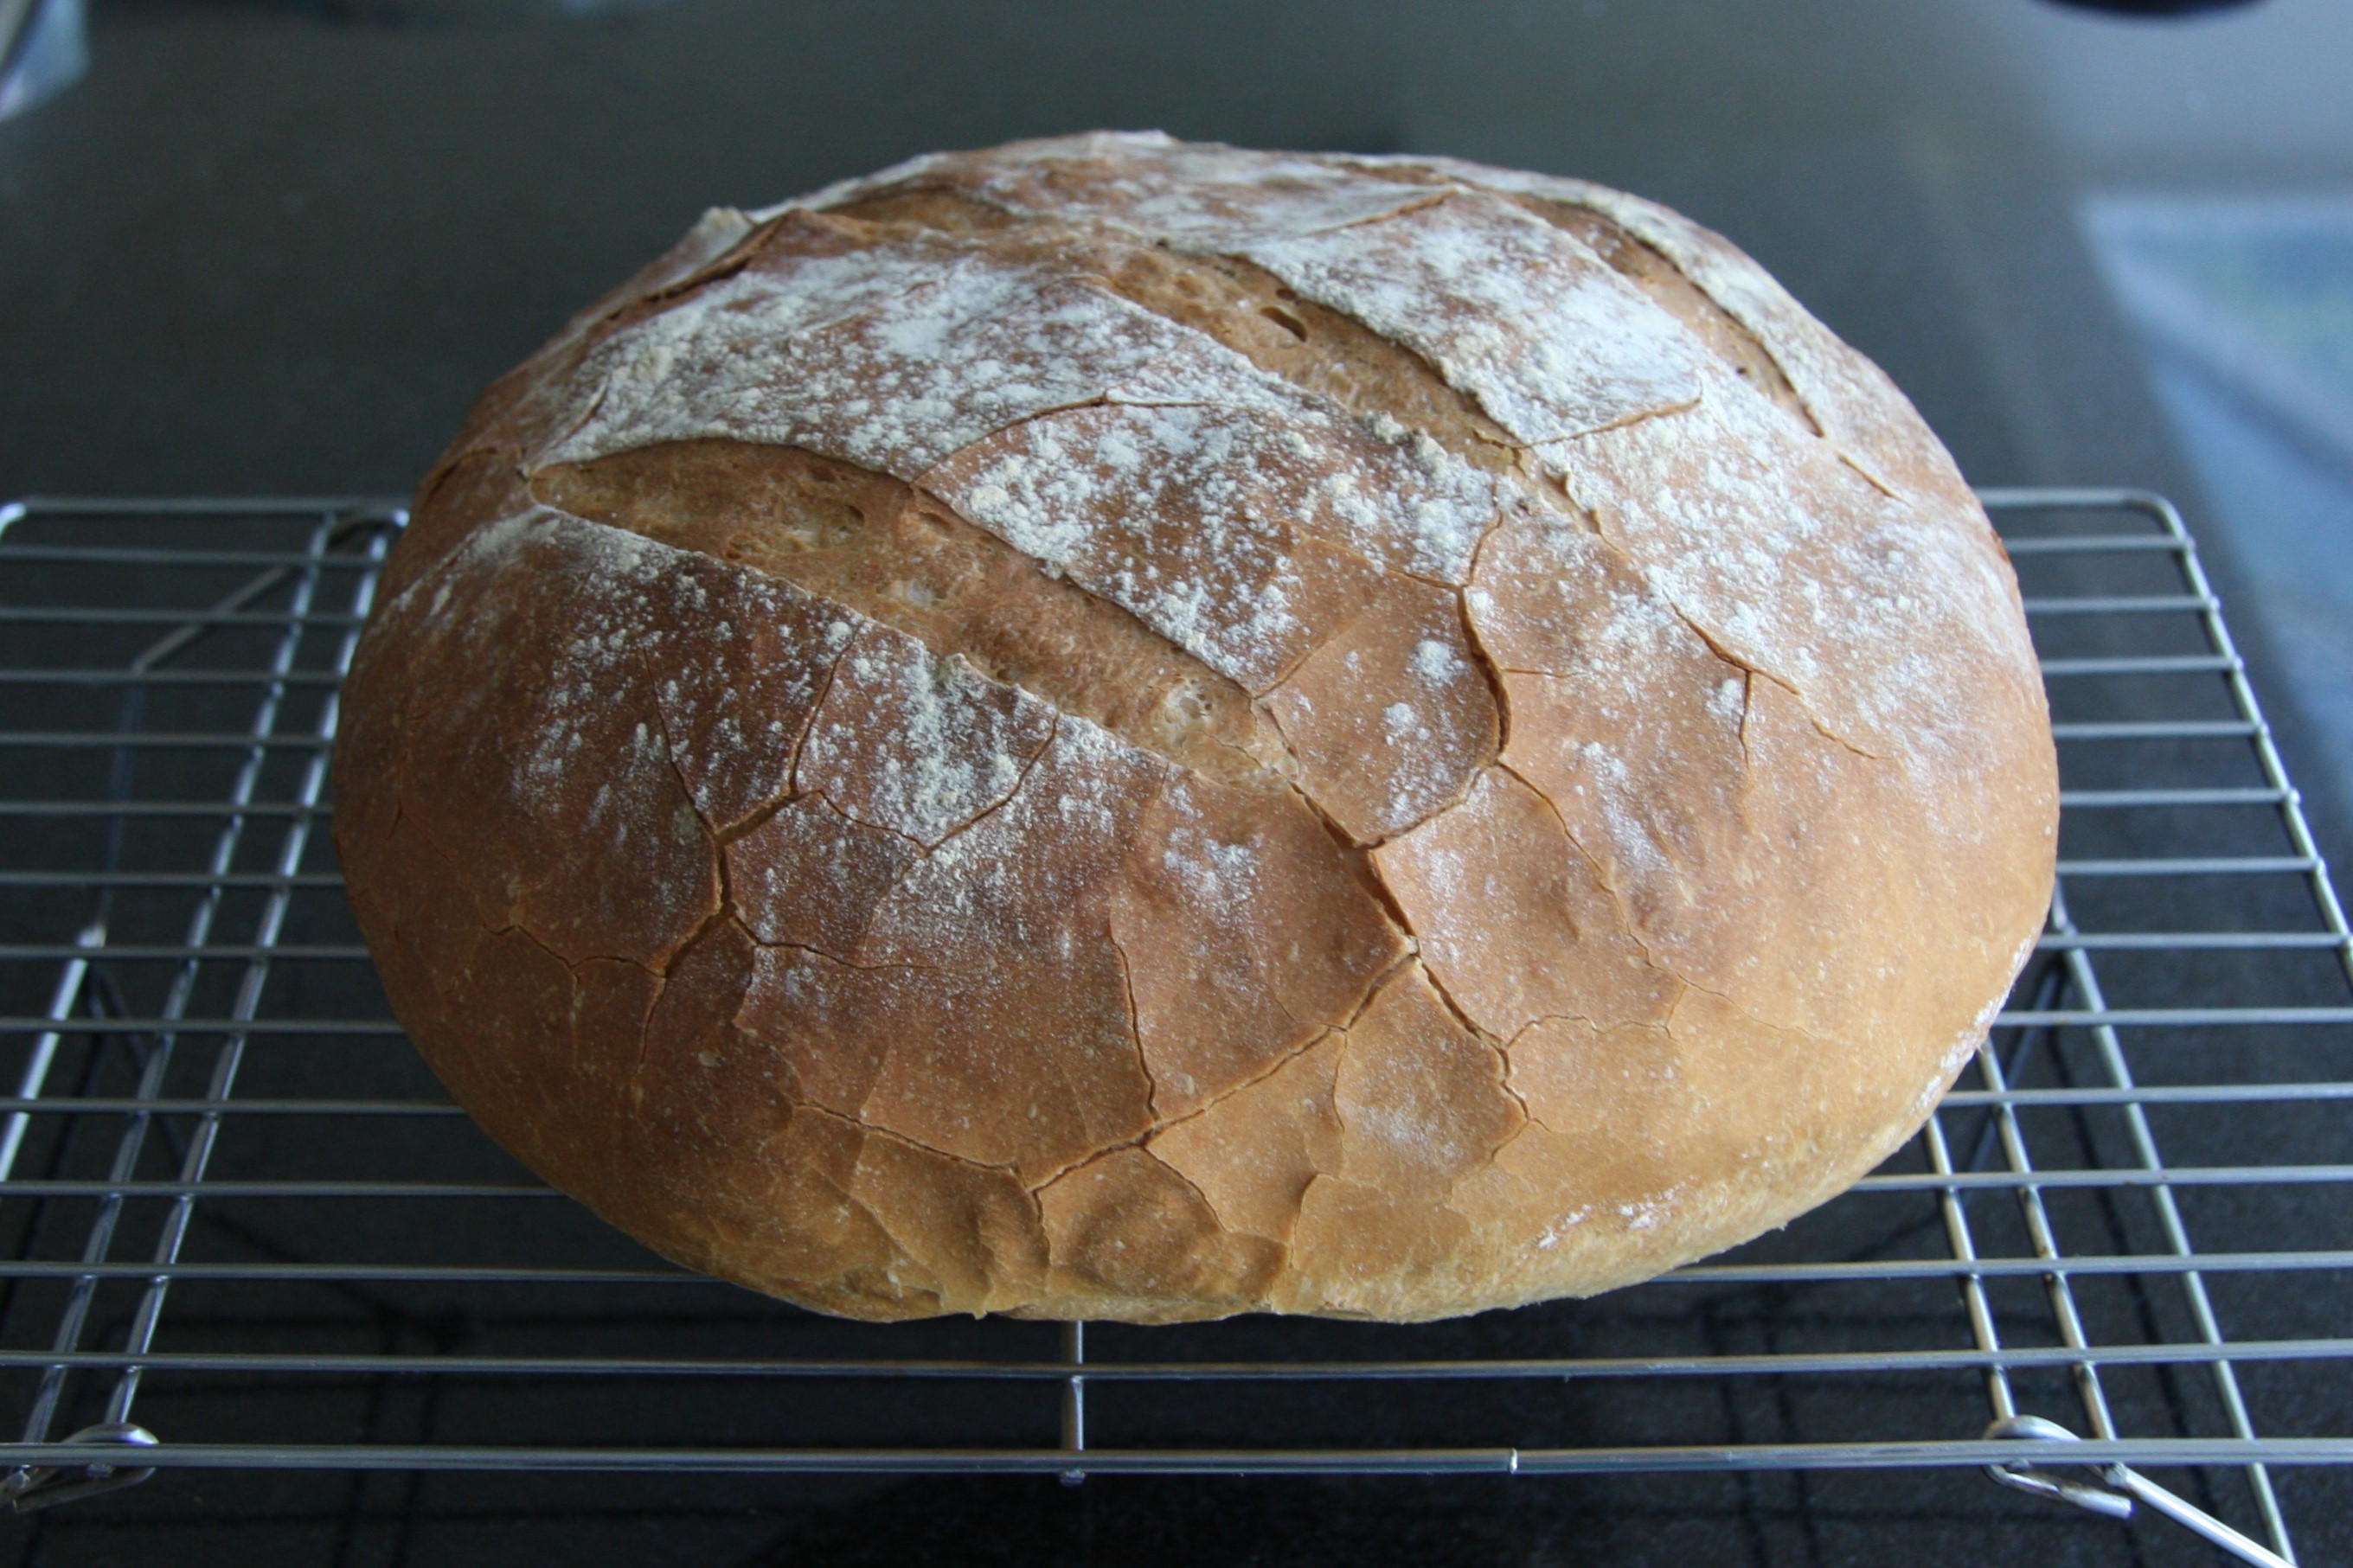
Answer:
top-left (0, 490), bottom-right (2346, 1562)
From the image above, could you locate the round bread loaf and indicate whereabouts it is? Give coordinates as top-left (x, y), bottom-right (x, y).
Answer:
top-left (333, 132), bottom-right (2056, 1323)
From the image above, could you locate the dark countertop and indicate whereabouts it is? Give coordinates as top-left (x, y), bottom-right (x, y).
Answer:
top-left (1, 2), bottom-right (2349, 1563)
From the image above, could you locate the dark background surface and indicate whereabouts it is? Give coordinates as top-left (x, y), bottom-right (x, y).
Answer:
top-left (1, 1), bottom-right (2350, 1563)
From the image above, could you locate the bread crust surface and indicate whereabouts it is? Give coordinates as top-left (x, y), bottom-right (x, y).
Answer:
top-left (335, 133), bottom-right (2055, 1322)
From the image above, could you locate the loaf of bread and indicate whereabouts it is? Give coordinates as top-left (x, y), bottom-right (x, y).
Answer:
top-left (332, 133), bottom-right (2056, 1323)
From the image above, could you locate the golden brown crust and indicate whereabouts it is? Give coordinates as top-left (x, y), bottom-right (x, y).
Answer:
top-left (334, 133), bottom-right (2056, 1323)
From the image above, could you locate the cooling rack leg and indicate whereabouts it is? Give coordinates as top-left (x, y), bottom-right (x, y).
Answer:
top-left (0, 1422), bottom-right (156, 1512)
top-left (99, 517), bottom-right (390, 1430)
top-left (1985, 1415), bottom-right (2292, 1568)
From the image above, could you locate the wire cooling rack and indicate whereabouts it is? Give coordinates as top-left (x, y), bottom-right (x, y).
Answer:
top-left (0, 490), bottom-right (2347, 1563)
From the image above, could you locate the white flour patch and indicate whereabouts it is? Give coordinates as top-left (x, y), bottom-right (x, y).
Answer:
top-left (1242, 193), bottom-right (1703, 445)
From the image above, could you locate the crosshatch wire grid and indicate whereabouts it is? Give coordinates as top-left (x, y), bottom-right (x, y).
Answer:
top-left (0, 491), bottom-right (2346, 1561)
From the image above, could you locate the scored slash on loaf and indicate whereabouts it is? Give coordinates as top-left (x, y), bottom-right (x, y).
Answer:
top-left (331, 132), bottom-right (2057, 1323)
